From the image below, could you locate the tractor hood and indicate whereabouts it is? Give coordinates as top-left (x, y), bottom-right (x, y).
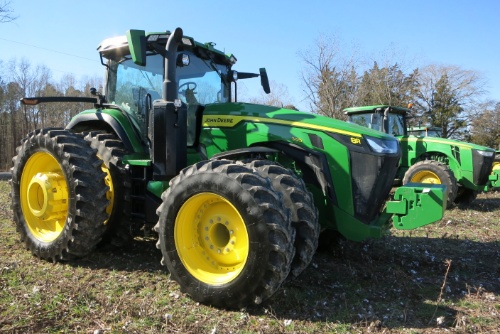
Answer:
top-left (203, 103), bottom-right (398, 141)
top-left (402, 135), bottom-right (496, 153)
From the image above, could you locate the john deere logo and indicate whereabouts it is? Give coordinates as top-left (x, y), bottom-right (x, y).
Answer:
top-left (203, 116), bottom-right (237, 127)
top-left (205, 117), bottom-right (234, 124)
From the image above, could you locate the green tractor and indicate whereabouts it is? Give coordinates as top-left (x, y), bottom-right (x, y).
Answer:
top-left (345, 105), bottom-right (500, 207)
top-left (11, 28), bottom-right (447, 309)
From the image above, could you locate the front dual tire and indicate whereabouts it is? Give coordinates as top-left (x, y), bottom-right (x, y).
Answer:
top-left (155, 160), bottom-right (296, 309)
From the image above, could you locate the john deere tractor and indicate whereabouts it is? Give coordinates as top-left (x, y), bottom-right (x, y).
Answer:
top-left (345, 105), bottom-right (500, 207)
top-left (11, 28), bottom-right (447, 309)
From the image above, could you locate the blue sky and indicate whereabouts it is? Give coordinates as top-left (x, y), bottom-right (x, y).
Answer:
top-left (1, 0), bottom-right (499, 111)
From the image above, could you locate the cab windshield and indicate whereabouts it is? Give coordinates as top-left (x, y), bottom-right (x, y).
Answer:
top-left (348, 112), bottom-right (406, 136)
top-left (105, 51), bottom-right (230, 139)
top-left (408, 128), bottom-right (442, 137)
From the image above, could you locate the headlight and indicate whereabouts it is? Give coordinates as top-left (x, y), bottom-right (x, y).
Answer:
top-left (365, 136), bottom-right (399, 154)
top-left (476, 150), bottom-right (494, 158)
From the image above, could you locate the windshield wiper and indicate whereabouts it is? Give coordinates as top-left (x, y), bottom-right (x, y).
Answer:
top-left (202, 56), bottom-right (227, 86)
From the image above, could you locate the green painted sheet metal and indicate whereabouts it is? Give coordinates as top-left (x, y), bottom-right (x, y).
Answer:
top-left (75, 109), bottom-right (145, 153)
top-left (488, 169), bottom-right (500, 188)
top-left (202, 103), bottom-right (395, 140)
top-left (334, 208), bottom-right (392, 242)
top-left (388, 183), bottom-right (447, 230)
top-left (147, 181), bottom-right (169, 198)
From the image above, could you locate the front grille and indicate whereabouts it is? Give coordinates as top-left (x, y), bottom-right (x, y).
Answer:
top-left (350, 151), bottom-right (400, 224)
top-left (472, 150), bottom-right (494, 185)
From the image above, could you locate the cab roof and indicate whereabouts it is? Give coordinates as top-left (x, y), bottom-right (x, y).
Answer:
top-left (344, 105), bottom-right (411, 115)
top-left (97, 30), bottom-right (236, 65)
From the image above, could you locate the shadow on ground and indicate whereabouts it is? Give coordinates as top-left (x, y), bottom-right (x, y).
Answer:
top-left (63, 227), bottom-right (499, 331)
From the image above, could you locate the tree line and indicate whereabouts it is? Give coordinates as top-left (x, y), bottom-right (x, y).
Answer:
top-left (0, 2), bottom-right (498, 173)
top-left (255, 34), bottom-right (499, 149)
top-left (302, 57), bottom-right (499, 146)
top-left (1, 39), bottom-right (499, 171)
top-left (0, 58), bottom-right (100, 170)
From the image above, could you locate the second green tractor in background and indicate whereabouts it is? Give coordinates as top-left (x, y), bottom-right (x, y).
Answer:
top-left (345, 105), bottom-right (500, 207)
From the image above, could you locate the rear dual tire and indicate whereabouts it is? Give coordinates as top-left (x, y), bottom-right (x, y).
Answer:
top-left (10, 128), bottom-right (109, 261)
top-left (83, 131), bottom-right (132, 245)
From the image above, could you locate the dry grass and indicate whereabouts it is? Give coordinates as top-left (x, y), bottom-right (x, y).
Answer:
top-left (1, 180), bottom-right (499, 333)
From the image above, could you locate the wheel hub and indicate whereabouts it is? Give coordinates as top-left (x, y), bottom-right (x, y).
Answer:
top-left (411, 170), bottom-right (441, 184)
top-left (20, 151), bottom-right (69, 243)
top-left (27, 172), bottom-right (68, 221)
top-left (175, 193), bottom-right (249, 285)
top-left (201, 213), bottom-right (237, 258)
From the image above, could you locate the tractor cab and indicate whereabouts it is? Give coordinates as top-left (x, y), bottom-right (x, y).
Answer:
top-left (345, 105), bottom-right (408, 137)
top-left (97, 30), bottom-right (269, 147)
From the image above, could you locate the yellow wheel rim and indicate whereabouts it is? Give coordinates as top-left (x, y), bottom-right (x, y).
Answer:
top-left (100, 161), bottom-right (114, 225)
top-left (493, 161), bottom-right (500, 172)
top-left (175, 192), bottom-right (249, 285)
top-left (20, 152), bottom-right (69, 243)
top-left (410, 170), bottom-right (441, 184)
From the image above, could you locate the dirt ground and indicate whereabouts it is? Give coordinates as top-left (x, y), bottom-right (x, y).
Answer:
top-left (1, 180), bottom-right (498, 333)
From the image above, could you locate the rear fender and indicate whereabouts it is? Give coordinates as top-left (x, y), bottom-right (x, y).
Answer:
top-left (387, 183), bottom-right (447, 230)
top-left (66, 109), bottom-right (145, 153)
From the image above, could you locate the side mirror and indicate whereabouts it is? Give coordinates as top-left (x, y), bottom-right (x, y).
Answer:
top-left (259, 68), bottom-right (270, 94)
top-left (127, 30), bottom-right (147, 66)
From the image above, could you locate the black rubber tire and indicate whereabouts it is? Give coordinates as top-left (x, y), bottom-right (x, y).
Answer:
top-left (154, 159), bottom-right (295, 309)
top-left (10, 128), bottom-right (109, 261)
top-left (245, 160), bottom-right (319, 277)
top-left (402, 160), bottom-right (458, 208)
top-left (83, 131), bottom-right (132, 245)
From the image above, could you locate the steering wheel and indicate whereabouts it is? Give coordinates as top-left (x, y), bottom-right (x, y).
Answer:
top-left (178, 82), bottom-right (197, 92)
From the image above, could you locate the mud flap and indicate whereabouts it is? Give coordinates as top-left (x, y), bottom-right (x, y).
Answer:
top-left (387, 183), bottom-right (447, 230)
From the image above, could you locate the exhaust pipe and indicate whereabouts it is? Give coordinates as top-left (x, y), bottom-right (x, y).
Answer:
top-left (163, 27), bottom-right (183, 101)
top-left (150, 27), bottom-right (187, 180)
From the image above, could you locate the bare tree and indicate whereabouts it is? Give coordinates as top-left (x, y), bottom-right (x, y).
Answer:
top-left (7, 58), bottom-right (52, 133)
top-left (56, 74), bottom-right (95, 124)
top-left (299, 34), bottom-right (360, 120)
top-left (246, 80), bottom-right (294, 108)
top-left (471, 101), bottom-right (500, 149)
top-left (0, 1), bottom-right (17, 23)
